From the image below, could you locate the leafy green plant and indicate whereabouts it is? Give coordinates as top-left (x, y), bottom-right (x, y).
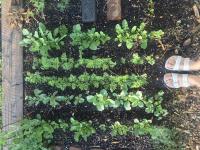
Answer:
top-left (70, 118), bottom-right (96, 142)
top-left (120, 57), bottom-right (126, 64)
top-left (142, 91), bottom-right (168, 117)
top-left (111, 121), bottom-right (129, 136)
top-left (0, 117), bottom-right (174, 149)
top-left (33, 56), bottom-right (61, 70)
top-left (99, 119), bottom-right (175, 147)
top-left (99, 124), bottom-right (107, 132)
top-left (145, 55), bottom-right (155, 65)
top-left (20, 23), bottom-right (68, 56)
top-left (100, 119), bottom-right (175, 147)
top-left (87, 89), bottom-right (115, 111)
top-left (113, 89), bottom-right (167, 119)
top-left (115, 19), bottom-right (164, 50)
top-left (77, 57), bottom-right (116, 70)
top-left (115, 20), bottom-right (148, 49)
top-left (130, 53), bottom-right (155, 65)
top-left (149, 30), bottom-right (164, 41)
top-left (26, 72), bottom-right (147, 91)
top-left (148, 91), bottom-right (168, 119)
top-left (30, 0), bottom-right (45, 13)
top-left (57, 0), bottom-right (70, 12)
top-left (114, 90), bottom-right (145, 111)
top-left (0, 117), bottom-right (68, 150)
top-left (70, 24), bottom-right (110, 57)
top-left (33, 54), bottom-right (116, 71)
top-left (131, 53), bottom-right (144, 64)
top-left (26, 89), bottom-right (84, 107)
top-left (131, 119), bottom-right (175, 146)
top-left (148, 0), bottom-right (155, 17)
top-left (26, 89), bottom-right (167, 120)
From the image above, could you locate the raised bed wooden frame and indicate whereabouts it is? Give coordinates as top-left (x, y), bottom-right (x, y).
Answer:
top-left (1, 0), bottom-right (23, 149)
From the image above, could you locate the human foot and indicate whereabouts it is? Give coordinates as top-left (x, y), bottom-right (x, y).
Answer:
top-left (164, 73), bottom-right (200, 88)
top-left (165, 56), bottom-right (200, 71)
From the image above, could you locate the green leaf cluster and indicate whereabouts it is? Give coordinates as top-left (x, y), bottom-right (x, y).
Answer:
top-left (105, 119), bottom-right (175, 147)
top-left (149, 30), bottom-right (164, 41)
top-left (115, 19), bottom-right (164, 50)
top-left (145, 55), bottom-right (156, 65)
top-left (70, 118), bottom-right (96, 142)
top-left (70, 24), bottom-right (110, 53)
top-left (115, 20), bottom-right (148, 49)
top-left (131, 119), bottom-right (174, 146)
top-left (26, 72), bottom-right (147, 91)
top-left (33, 54), bottom-right (116, 71)
top-left (86, 90), bottom-right (146, 111)
top-left (148, 0), bottom-right (155, 17)
top-left (57, 0), bottom-right (70, 12)
top-left (77, 57), bottom-right (116, 70)
top-left (111, 121), bottom-right (129, 136)
top-left (0, 117), bottom-right (67, 150)
top-left (131, 53), bottom-right (144, 64)
top-left (20, 23), bottom-right (68, 56)
top-left (131, 53), bottom-right (155, 65)
top-left (26, 89), bottom-right (84, 107)
top-left (26, 89), bottom-right (167, 120)
top-left (87, 89), bottom-right (115, 111)
top-left (86, 89), bottom-right (167, 119)
top-left (30, 0), bottom-right (45, 13)
top-left (0, 118), bottom-right (174, 148)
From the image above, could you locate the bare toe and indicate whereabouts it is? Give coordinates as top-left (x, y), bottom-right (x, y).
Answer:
top-left (165, 56), bottom-right (176, 69)
top-left (164, 73), bottom-right (173, 88)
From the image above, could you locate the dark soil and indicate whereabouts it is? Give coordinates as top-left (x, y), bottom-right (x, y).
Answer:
top-left (24, 0), bottom-right (200, 149)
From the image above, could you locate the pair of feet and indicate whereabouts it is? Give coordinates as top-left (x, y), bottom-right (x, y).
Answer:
top-left (164, 56), bottom-right (200, 88)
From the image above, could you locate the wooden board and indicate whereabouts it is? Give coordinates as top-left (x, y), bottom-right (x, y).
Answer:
top-left (82, 0), bottom-right (96, 22)
top-left (107, 0), bottom-right (122, 21)
top-left (1, 0), bottom-right (23, 149)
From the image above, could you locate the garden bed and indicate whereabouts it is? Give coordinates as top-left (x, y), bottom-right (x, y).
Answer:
top-left (1, 0), bottom-right (200, 149)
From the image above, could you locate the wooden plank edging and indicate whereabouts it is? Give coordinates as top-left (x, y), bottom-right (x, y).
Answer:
top-left (1, 0), bottom-right (23, 149)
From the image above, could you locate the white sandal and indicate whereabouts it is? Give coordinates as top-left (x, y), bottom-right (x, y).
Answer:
top-left (165, 56), bottom-right (190, 71)
top-left (164, 73), bottom-right (190, 88)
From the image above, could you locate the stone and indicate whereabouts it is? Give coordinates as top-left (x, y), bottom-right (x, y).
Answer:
top-left (193, 4), bottom-right (200, 19)
top-left (183, 38), bottom-right (192, 47)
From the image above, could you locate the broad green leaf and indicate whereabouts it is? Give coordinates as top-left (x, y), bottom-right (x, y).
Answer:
top-left (140, 39), bottom-right (148, 49)
top-left (124, 102), bottom-right (131, 110)
top-left (100, 89), bottom-right (108, 96)
top-left (126, 41), bottom-right (133, 49)
top-left (97, 104), bottom-right (104, 111)
top-left (74, 24), bottom-right (81, 31)
top-left (86, 96), bottom-right (95, 103)
top-left (39, 23), bottom-right (46, 35)
top-left (122, 20), bottom-right (128, 29)
top-left (22, 29), bottom-right (30, 35)
top-left (89, 42), bottom-right (98, 50)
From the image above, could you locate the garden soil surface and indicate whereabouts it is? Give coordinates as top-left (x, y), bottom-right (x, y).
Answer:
top-left (24, 0), bottom-right (200, 149)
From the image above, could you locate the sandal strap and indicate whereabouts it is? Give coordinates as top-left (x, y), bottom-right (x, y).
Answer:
top-left (173, 56), bottom-right (182, 71)
top-left (183, 58), bottom-right (190, 71)
top-left (172, 73), bottom-right (179, 88)
top-left (182, 74), bottom-right (190, 87)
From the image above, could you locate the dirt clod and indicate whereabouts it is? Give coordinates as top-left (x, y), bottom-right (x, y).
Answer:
top-left (183, 38), bottom-right (192, 46)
